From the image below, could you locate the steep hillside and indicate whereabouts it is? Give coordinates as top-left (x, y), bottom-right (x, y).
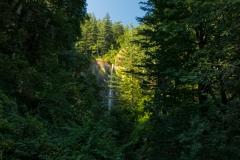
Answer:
top-left (90, 59), bottom-right (114, 104)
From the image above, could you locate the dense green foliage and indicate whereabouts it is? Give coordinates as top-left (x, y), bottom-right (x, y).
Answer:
top-left (0, 0), bottom-right (120, 159)
top-left (1, 0), bottom-right (240, 159)
top-left (96, 0), bottom-right (240, 159)
top-left (134, 0), bottom-right (240, 159)
top-left (76, 13), bottom-right (124, 56)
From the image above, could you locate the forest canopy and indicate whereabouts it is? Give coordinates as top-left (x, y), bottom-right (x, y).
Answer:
top-left (0, 0), bottom-right (240, 159)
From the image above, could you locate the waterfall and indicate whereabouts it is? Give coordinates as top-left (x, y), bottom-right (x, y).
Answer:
top-left (108, 64), bottom-right (114, 114)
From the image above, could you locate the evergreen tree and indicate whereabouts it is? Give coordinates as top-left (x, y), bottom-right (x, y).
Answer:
top-left (136, 0), bottom-right (240, 159)
top-left (101, 12), bottom-right (114, 54)
top-left (0, 0), bottom-right (122, 159)
top-left (88, 13), bottom-right (98, 54)
top-left (112, 21), bottom-right (124, 49)
top-left (77, 12), bottom-right (124, 57)
top-left (108, 25), bottom-right (150, 159)
top-left (115, 25), bottom-right (146, 110)
top-left (97, 19), bottom-right (106, 55)
top-left (76, 13), bottom-right (98, 54)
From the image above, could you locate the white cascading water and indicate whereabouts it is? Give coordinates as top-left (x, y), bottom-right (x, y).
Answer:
top-left (108, 64), bottom-right (114, 114)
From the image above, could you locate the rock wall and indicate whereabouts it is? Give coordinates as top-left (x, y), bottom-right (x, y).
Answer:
top-left (90, 59), bottom-right (113, 104)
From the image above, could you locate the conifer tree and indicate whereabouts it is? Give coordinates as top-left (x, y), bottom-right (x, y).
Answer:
top-left (0, 0), bottom-right (123, 159)
top-left (112, 21), bottom-right (124, 49)
top-left (136, 0), bottom-right (240, 159)
top-left (88, 13), bottom-right (98, 54)
top-left (116, 25), bottom-right (146, 110)
top-left (101, 12), bottom-right (114, 54)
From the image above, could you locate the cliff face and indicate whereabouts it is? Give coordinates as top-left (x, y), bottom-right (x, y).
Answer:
top-left (90, 59), bottom-right (113, 104)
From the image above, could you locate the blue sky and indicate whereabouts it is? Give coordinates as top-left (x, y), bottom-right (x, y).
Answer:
top-left (86, 0), bottom-right (147, 27)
